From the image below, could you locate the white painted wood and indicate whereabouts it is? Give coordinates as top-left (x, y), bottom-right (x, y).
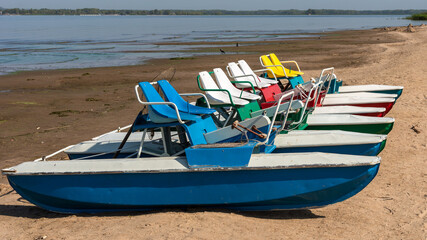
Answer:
top-left (307, 114), bottom-right (395, 126)
top-left (3, 152), bottom-right (380, 175)
top-left (251, 100), bottom-right (304, 118)
top-left (322, 96), bottom-right (395, 105)
top-left (326, 92), bottom-right (397, 98)
top-left (275, 130), bottom-right (386, 147)
top-left (312, 106), bottom-right (386, 115)
top-left (338, 84), bottom-right (403, 93)
top-left (204, 115), bottom-right (271, 144)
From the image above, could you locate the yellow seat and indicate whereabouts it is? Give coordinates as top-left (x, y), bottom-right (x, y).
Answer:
top-left (261, 53), bottom-right (304, 78)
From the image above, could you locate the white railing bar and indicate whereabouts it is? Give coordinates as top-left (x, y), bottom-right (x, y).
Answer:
top-left (179, 93), bottom-right (211, 109)
top-left (92, 124), bottom-right (132, 141)
top-left (258, 91), bottom-right (295, 146)
top-left (252, 68), bottom-right (278, 81)
top-left (259, 56), bottom-right (289, 78)
top-left (280, 60), bottom-right (302, 72)
top-left (33, 145), bottom-right (76, 162)
top-left (135, 85), bottom-right (185, 124)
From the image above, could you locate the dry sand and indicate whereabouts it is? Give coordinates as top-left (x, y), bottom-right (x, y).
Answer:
top-left (0, 26), bottom-right (425, 239)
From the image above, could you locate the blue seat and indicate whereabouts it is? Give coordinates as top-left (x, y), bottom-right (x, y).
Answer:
top-left (138, 82), bottom-right (201, 123)
top-left (132, 112), bottom-right (180, 132)
top-left (138, 82), bottom-right (218, 145)
top-left (157, 80), bottom-right (217, 115)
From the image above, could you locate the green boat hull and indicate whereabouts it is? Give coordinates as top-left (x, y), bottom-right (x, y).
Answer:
top-left (304, 122), bottom-right (394, 134)
top-left (364, 89), bottom-right (403, 100)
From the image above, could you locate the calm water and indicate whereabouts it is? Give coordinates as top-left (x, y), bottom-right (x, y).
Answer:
top-left (0, 15), bottom-right (422, 74)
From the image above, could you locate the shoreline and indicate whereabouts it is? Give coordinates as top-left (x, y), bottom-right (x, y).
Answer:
top-left (1, 19), bottom-right (424, 75)
top-left (0, 25), bottom-right (426, 239)
top-left (2, 24), bottom-right (424, 78)
top-left (0, 28), bottom-right (402, 77)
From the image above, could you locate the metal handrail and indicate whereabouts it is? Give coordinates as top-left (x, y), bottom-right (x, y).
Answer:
top-left (258, 56), bottom-right (289, 78)
top-left (228, 81), bottom-right (257, 95)
top-left (293, 81), bottom-right (321, 125)
top-left (135, 85), bottom-right (186, 124)
top-left (252, 68), bottom-right (278, 81)
top-left (33, 145), bottom-right (76, 162)
top-left (179, 93), bottom-right (211, 109)
top-left (315, 67), bottom-right (334, 106)
top-left (279, 60), bottom-right (302, 72)
top-left (150, 80), bottom-right (212, 109)
top-left (92, 124), bottom-right (132, 140)
top-left (258, 91), bottom-right (295, 146)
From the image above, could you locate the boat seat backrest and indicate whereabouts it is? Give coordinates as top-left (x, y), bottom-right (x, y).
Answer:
top-left (199, 71), bottom-right (250, 106)
top-left (213, 68), bottom-right (243, 96)
top-left (260, 55), bottom-right (282, 78)
top-left (237, 60), bottom-right (256, 76)
top-left (198, 71), bottom-right (228, 103)
top-left (228, 62), bottom-right (257, 84)
top-left (199, 71), bottom-right (220, 90)
top-left (269, 53), bottom-right (304, 78)
top-left (157, 80), bottom-right (216, 115)
top-left (138, 82), bottom-right (201, 123)
top-left (269, 53), bottom-right (284, 69)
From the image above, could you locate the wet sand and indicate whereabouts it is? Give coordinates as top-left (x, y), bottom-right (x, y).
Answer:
top-left (0, 26), bottom-right (426, 239)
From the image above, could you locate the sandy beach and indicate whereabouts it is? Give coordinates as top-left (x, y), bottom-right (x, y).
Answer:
top-left (0, 25), bottom-right (426, 239)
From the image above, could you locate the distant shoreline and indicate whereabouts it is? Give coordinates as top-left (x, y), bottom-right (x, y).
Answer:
top-left (1, 8), bottom-right (426, 16)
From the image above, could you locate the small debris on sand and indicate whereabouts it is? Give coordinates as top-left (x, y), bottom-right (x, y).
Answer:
top-left (410, 125), bottom-right (421, 134)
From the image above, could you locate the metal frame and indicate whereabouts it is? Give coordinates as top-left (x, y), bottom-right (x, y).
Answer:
top-left (179, 93), bottom-right (211, 109)
top-left (259, 91), bottom-right (295, 146)
top-left (279, 60), bottom-right (302, 72)
top-left (259, 55), bottom-right (289, 78)
top-left (251, 68), bottom-right (278, 81)
top-left (292, 81), bottom-right (320, 125)
top-left (134, 84), bottom-right (185, 124)
top-left (314, 67), bottom-right (335, 106)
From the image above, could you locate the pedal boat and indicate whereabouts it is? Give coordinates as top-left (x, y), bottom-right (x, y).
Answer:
top-left (2, 81), bottom-right (382, 213)
top-left (2, 151), bottom-right (381, 213)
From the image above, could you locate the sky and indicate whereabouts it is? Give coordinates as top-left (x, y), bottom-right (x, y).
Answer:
top-left (0, 0), bottom-right (426, 10)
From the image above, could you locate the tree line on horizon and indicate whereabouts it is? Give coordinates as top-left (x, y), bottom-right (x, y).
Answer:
top-left (1, 8), bottom-right (426, 16)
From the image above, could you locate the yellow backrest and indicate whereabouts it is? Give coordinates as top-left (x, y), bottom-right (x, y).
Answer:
top-left (269, 53), bottom-right (303, 77)
top-left (269, 53), bottom-right (282, 67)
top-left (261, 55), bottom-right (283, 78)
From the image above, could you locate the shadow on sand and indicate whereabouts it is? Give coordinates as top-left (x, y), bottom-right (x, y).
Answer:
top-left (0, 203), bottom-right (324, 220)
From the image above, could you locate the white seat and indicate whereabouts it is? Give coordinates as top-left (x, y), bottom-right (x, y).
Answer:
top-left (213, 68), bottom-right (261, 101)
top-left (227, 62), bottom-right (270, 89)
top-left (238, 60), bottom-right (279, 85)
top-left (198, 71), bottom-right (249, 106)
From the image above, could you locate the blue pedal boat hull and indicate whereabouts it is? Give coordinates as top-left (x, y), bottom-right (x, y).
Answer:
top-left (5, 158), bottom-right (379, 213)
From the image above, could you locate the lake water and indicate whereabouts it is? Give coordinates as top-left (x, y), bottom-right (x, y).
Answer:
top-left (0, 15), bottom-right (423, 74)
